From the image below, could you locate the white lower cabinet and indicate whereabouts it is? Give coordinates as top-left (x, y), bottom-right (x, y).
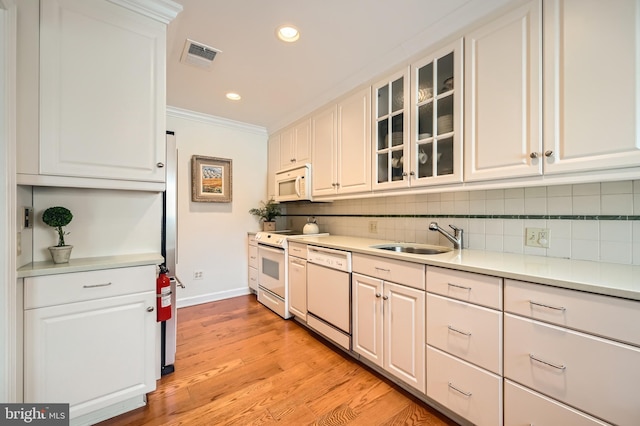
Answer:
top-left (248, 234), bottom-right (258, 292)
top-left (288, 242), bottom-right (308, 321)
top-left (426, 346), bottom-right (502, 426)
top-left (505, 380), bottom-right (609, 426)
top-left (504, 313), bottom-right (640, 425)
top-left (23, 266), bottom-right (157, 422)
top-left (352, 271), bottom-right (425, 393)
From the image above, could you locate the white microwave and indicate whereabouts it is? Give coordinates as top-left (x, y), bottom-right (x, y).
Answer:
top-left (274, 164), bottom-right (312, 202)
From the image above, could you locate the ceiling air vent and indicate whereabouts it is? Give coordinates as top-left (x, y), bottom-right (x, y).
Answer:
top-left (180, 39), bottom-right (221, 70)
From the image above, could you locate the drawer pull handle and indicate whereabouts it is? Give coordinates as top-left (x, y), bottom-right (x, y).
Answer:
top-left (447, 282), bottom-right (471, 291)
top-left (448, 382), bottom-right (472, 397)
top-left (83, 282), bottom-right (112, 289)
top-left (529, 353), bottom-right (566, 370)
top-left (529, 300), bottom-right (566, 311)
top-left (375, 267), bottom-right (391, 272)
top-left (447, 325), bottom-right (472, 336)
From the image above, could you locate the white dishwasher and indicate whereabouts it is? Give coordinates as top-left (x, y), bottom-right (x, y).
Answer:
top-left (306, 246), bottom-right (352, 350)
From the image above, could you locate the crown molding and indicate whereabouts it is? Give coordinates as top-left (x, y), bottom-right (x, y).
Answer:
top-left (167, 106), bottom-right (268, 136)
top-left (107, 0), bottom-right (182, 24)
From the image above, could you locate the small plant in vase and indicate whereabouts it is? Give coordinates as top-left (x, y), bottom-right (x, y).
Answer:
top-left (249, 198), bottom-right (281, 231)
top-left (42, 206), bottom-right (74, 264)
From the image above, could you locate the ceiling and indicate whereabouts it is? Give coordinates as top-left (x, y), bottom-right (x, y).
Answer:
top-left (166, 0), bottom-right (513, 133)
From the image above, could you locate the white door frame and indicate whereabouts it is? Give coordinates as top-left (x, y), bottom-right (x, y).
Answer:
top-left (0, 0), bottom-right (18, 403)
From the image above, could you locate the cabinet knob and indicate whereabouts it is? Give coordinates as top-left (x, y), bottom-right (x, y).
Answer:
top-left (157, 162), bottom-right (165, 168)
top-left (529, 152), bottom-right (539, 159)
top-left (375, 293), bottom-right (381, 298)
top-left (409, 171), bottom-right (415, 176)
top-left (147, 306), bottom-right (155, 312)
top-left (544, 150), bottom-right (554, 157)
top-left (382, 295), bottom-right (389, 300)
top-left (290, 158), bottom-right (295, 162)
top-left (402, 172), bottom-right (408, 177)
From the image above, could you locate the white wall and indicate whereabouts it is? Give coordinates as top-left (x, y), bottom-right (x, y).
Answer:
top-left (167, 107), bottom-right (268, 307)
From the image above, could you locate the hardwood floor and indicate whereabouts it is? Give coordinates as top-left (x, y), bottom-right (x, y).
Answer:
top-left (99, 295), bottom-right (457, 426)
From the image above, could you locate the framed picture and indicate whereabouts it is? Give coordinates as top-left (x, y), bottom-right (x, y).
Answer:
top-left (191, 155), bottom-right (232, 202)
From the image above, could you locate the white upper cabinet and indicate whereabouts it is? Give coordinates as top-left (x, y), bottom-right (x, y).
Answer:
top-left (279, 119), bottom-right (311, 169)
top-left (312, 87), bottom-right (371, 198)
top-left (372, 68), bottom-right (411, 190)
top-left (464, 0), bottom-right (542, 182)
top-left (410, 39), bottom-right (463, 186)
top-left (18, 0), bottom-right (179, 190)
top-left (543, 0), bottom-right (640, 174)
top-left (267, 134), bottom-right (280, 200)
top-left (311, 105), bottom-right (338, 197)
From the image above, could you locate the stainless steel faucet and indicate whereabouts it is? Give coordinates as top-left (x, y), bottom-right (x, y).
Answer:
top-left (429, 222), bottom-right (463, 249)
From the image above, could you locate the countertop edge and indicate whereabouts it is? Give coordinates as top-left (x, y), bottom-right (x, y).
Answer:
top-left (293, 235), bottom-right (640, 301)
top-left (17, 253), bottom-right (165, 278)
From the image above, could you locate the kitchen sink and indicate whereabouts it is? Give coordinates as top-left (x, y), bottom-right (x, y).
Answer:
top-left (370, 243), bottom-right (453, 255)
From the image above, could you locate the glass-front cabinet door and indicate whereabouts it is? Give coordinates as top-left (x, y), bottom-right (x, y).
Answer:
top-left (373, 68), bottom-right (410, 189)
top-left (410, 39), bottom-right (463, 186)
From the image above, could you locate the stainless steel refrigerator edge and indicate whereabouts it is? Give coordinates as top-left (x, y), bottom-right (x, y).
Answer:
top-left (161, 131), bottom-right (179, 376)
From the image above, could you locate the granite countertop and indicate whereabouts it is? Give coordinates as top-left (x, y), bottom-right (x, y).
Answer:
top-left (290, 235), bottom-right (640, 301)
top-left (17, 252), bottom-right (165, 278)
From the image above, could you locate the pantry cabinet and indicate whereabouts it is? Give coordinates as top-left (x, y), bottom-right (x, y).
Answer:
top-left (464, 0), bottom-right (542, 182)
top-left (279, 119), bottom-right (311, 169)
top-left (312, 87), bottom-right (371, 197)
top-left (23, 265), bottom-right (157, 421)
top-left (17, 0), bottom-right (179, 190)
top-left (542, 0), bottom-right (640, 175)
top-left (352, 254), bottom-right (425, 393)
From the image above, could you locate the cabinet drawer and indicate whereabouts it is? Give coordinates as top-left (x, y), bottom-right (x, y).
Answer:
top-left (248, 245), bottom-right (258, 268)
top-left (426, 266), bottom-right (502, 309)
top-left (505, 380), bottom-right (609, 426)
top-left (426, 293), bottom-right (502, 375)
top-left (248, 234), bottom-right (257, 246)
top-left (504, 313), bottom-right (640, 426)
top-left (505, 279), bottom-right (640, 346)
top-left (288, 242), bottom-right (307, 259)
top-left (352, 253), bottom-right (425, 290)
top-left (426, 345), bottom-right (502, 426)
top-left (24, 265), bottom-right (156, 309)
top-left (248, 266), bottom-right (258, 291)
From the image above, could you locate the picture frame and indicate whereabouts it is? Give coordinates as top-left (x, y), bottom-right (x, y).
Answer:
top-left (191, 155), bottom-right (233, 202)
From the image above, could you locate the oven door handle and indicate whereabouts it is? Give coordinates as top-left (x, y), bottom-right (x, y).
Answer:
top-left (258, 245), bottom-right (285, 255)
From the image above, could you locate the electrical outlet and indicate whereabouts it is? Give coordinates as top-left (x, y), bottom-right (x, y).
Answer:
top-left (525, 228), bottom-right (550, 248)
top-left (194, 270), bottom-right (204, 280)
top-left (369, 221), bottom-right (378, 234)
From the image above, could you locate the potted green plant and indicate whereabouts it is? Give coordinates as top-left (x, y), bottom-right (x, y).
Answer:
top-left (42, 206), bottom-right (74, 264)
top-left (249, 198), bottom-right (281, 231)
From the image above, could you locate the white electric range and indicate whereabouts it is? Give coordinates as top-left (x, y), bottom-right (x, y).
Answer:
top-left (254, 230), bottom-right (326, 318)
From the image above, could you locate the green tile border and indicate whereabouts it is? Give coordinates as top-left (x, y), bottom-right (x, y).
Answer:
top-left (284, 213), bottom-right (640, 221)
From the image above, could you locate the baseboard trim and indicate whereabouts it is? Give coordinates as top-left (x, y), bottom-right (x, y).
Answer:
top-left (176, 287), bottom-right (252, 308)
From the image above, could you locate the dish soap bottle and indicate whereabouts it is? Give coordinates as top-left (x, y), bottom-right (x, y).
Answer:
top-left (303, 216), bottom-right (319, 234)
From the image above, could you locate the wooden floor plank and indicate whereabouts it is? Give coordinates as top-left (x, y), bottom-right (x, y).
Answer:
top-left (98, 295), bottom-right (457, 426)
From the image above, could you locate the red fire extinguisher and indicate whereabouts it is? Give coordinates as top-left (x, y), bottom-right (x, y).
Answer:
top-left (157, 265), bottom-right (172, 322)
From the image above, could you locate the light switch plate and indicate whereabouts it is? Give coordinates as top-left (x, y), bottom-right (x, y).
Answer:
top-left (525, 227), bottom-right (550, 248)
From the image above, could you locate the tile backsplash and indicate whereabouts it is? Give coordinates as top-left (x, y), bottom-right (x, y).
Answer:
top-left (284, 180), bottom-right (640, 265)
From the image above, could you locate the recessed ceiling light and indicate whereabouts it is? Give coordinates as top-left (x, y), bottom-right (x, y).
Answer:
top-left (276, 25), bottom-right (300, 42)
top-left (226, 92), bottom-right (241, 101)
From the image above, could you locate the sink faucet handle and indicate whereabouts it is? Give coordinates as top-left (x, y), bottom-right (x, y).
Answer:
top-left (449, 224), bottom-right (460, 231)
